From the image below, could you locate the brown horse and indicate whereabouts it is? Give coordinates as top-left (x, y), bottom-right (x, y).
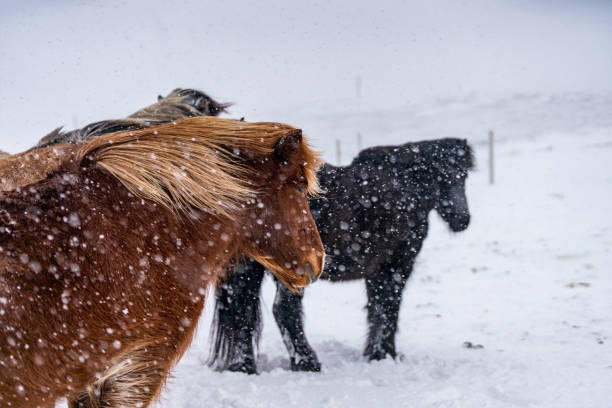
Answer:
top-left (0, 117), bottom-right (324, 408)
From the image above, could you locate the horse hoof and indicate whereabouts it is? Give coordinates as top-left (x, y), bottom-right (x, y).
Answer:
top-left (290, 357), bottom-right (321, 372)
top-left (365, 350), bottom-right (388, 361)
top-left (227, 360), bottom-right (257, 375)
top-left (364, 346), bottom-right (396, 362)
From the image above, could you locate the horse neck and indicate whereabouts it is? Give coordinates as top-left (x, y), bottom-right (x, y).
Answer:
top-left (411, 153), bottom-right (443, 213)
top-left (317, 163), bottom-right (342, 185)
top-left (359, 155), bottom-right (440, 212)
top-left (316, 163), bottom-right (359, 197)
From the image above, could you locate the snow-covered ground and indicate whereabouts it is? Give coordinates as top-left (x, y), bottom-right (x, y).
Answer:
top-left (158, 95), bottom-right (611, 408)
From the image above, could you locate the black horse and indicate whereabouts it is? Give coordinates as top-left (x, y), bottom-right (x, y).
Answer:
top-left (210, 138), bottom-right (474, 373)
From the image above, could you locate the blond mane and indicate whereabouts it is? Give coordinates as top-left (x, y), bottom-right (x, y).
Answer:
top-left (76, 117), bottom-right (321, 217)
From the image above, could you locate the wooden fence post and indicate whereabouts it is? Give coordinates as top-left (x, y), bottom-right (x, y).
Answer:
top-left (489, 130), bottom-right (495, 185)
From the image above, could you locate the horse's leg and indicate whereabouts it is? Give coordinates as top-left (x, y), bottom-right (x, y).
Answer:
top-left (363, 264), bottom-right (411, 361)
top-left (272, 278), bottom-right (321, 372)
top-left (209, 259), bottom-right (265, 374)
top-left (67, 341), bottom-right (177, 408)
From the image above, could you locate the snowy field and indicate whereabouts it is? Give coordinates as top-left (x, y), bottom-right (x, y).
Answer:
top-left (160, 95), bottom-right (611, 408)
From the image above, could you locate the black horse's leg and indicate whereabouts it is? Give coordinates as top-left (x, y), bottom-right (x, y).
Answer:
top-left (208, 260), bottom-right (265, 374)
top-left (363, 266), bottom-right (411, 361)
top-left (272, 278), bottom-right (321, 372)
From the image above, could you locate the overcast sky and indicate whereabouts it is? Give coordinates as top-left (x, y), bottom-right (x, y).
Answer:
top-left (1, 0), bottom-right (611, 151)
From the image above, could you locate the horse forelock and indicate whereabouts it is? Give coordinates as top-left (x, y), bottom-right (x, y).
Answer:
top-left (463, 141), bottom-right (476, 170)
top-left (299, 139), bottom-right (324, 197)
top-left (75, 116), bottom-right (321, 218)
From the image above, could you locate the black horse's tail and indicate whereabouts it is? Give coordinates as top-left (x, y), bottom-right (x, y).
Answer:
top-left (208, 261), bottom-right (265, 374)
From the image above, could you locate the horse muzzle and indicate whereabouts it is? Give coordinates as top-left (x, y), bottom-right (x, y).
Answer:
top-left (449, 214), bottom-right (470, 232)
top-left (304, 262), bottom-right (319, 284)
top-left (296, 252), bottom-right (325, 287)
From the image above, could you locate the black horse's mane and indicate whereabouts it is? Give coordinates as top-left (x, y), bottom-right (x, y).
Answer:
top-left (31, 88), bottom-right (231, 150)
top-left (353, 138), bottom-right (475, 171)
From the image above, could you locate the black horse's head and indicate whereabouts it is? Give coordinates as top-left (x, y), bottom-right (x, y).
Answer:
top-left (356, 138), bottom-right (474, 232)
top-left (416, 138), bottom-right (474, 232)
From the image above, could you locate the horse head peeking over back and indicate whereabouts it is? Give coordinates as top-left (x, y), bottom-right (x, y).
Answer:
top-left (0, 88), bottom-right (230, 192)
top-left (32, 88), bottom-right (231, 149)
top-left (0, 117), bottom-right (324, 408)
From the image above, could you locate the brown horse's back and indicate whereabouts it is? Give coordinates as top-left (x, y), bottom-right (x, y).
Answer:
top-left (0, 167), bottom-right (234, 406)
top-left (0, 144), bottom-right (75, 191)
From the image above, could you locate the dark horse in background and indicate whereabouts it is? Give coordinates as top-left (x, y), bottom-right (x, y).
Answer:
top-left (210, 138), bottom-right (474, 373)
top-left (32, 87), bottom-right (230, 149)
top-left (1, 88), bottom-right (229, 191)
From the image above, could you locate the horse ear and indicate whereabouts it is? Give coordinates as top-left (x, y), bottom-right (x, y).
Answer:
top-left (275, 129), bottom-right (302, 161)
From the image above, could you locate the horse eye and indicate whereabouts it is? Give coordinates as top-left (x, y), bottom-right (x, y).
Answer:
top-left (296, 184), bottom-right (307, 194)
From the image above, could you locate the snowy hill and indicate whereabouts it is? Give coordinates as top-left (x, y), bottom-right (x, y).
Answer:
top-left (274, 93), bottom-right (612, 164)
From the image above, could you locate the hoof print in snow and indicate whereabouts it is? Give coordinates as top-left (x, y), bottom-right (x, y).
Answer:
top-left (565, 282), bottom-right (591, 288)
top-left (463, 341), bottom-right (484, 349)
